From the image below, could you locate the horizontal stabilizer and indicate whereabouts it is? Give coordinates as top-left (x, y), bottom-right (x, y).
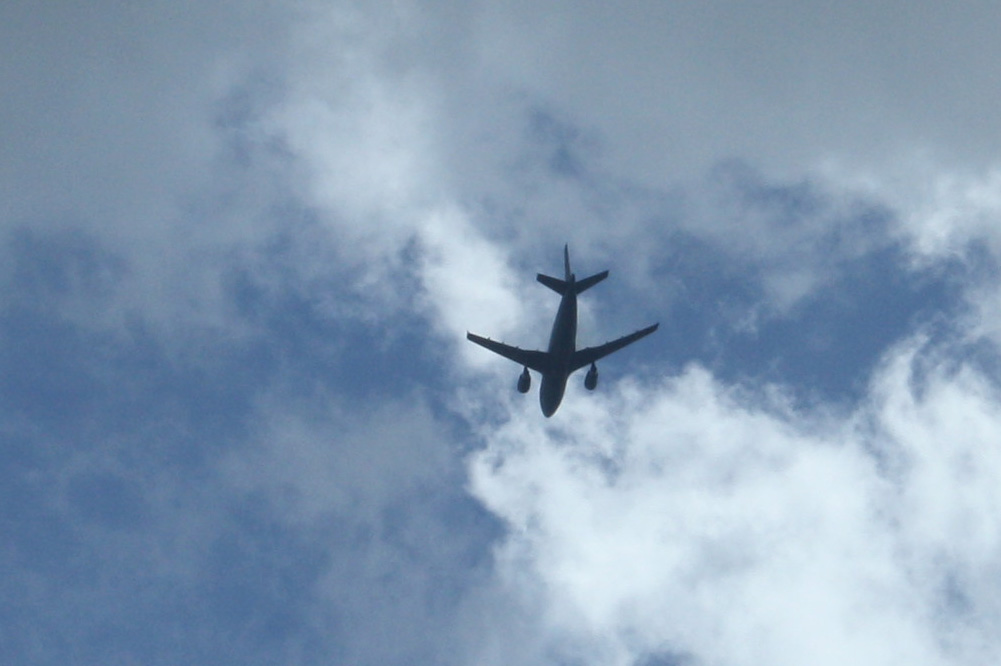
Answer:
top-left (575, 270), bottom-right (608, 294)
top-left (537, 273), bottom-right (569, 294)
top-left (537, 269), bottom-right (607, 295)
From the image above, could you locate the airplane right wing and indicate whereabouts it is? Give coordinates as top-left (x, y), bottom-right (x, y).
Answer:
top-left (570, 323), bottom-right (659, 371)
top-left (466, 332), bottom-right (552, 373)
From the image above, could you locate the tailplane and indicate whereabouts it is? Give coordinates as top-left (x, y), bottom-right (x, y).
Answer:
top-left (536, 244), bottom-right (608, 295)
top-left (537, 273), bottom-right (570, 294)
top-left (575, 269), bottom-right (608, 293)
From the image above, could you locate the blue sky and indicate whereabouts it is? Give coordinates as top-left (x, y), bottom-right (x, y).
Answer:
top-left (4, 2), bottom-right (1001, 665)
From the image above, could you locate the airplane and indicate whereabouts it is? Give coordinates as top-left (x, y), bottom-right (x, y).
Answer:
top-left (467, 245), bottom-right (658, 416)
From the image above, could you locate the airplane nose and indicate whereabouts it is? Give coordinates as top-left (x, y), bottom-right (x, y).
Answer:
top-left (540, 392), bottom-right (558, 417)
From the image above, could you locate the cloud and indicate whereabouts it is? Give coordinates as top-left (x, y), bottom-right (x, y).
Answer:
top-left (0, 266), bottom-right (500, 666)
top-left (468, 336), bottom-right (1001, 665)
top-left (0, 0), bottom-right (284, 226)
top-left (218, 387), bottom-right (500, 665)
top-left (470, 2), bottom-right (1001, 183)
top-left (5, 2), bottom-right (1001, 665)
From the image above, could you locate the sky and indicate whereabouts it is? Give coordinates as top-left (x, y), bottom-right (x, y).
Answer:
top-left (3, 2), bottom-right (1001, 665)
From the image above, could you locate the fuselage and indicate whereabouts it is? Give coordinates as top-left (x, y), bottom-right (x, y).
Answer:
top-left (465, 244), bottom-right (658, 417)
top-left (539, 277), bottom-right (577, 416)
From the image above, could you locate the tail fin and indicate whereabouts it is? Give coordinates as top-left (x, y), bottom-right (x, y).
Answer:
top-left (537, 244), bottom-right (609, 294)
top-left (537, 243), bottom-right (571, 294)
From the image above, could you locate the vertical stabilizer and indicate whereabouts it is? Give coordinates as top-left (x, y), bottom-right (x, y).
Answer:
top-left (539, 244), bottom-right (593, 294)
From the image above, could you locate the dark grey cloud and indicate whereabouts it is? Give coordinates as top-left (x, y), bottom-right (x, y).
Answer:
top-left (467, 2), bottom-right (1001, 181)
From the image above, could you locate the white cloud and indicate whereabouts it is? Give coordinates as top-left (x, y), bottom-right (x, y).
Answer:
top-left (468, 341), bottom-right (1001, 665)
top-left (820, 160), bottom-right (1001, 347)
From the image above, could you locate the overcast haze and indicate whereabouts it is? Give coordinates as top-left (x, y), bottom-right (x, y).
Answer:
top-left (4, 2), bottom-right (1001, 665)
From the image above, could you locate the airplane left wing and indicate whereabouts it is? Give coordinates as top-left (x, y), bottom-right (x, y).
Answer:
top-left (466, 332), bottom-right (551, 373)
top-left (570, 323), bottom-right (659, 371)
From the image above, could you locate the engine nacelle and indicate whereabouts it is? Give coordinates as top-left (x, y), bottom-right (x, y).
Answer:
top-left (584, 363), bottom-right (598, 390)
top-left (517, 367), bottom-right (531, 393)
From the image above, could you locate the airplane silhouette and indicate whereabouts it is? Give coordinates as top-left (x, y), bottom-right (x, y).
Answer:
top-left (467, 245), bottom-right (658, 416)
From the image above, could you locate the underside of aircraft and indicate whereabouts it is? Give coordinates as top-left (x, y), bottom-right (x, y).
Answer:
top-left (467, 245), bottom-right (658, 416)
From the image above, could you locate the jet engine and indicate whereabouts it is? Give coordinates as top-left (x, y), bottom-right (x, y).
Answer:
top-left (517, 367), bottom-right (531, 393)
top-left (584, 363), bottom-right (598, 390)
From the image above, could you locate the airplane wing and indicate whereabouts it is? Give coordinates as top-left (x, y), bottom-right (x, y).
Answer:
top-left (466, 332), bottom-right (552, 373)
top-left (570, 323), bottom-right (659, 371)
